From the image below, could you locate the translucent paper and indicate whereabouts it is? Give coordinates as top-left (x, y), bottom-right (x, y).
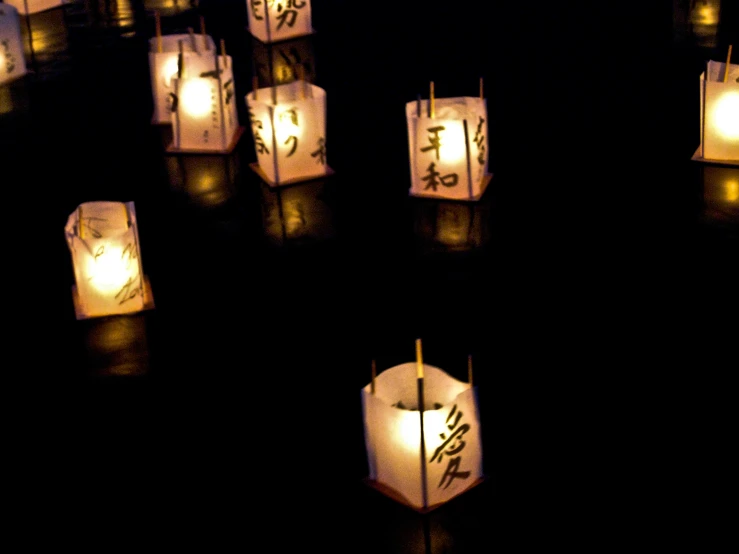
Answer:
top-left (361, 363), bottom-right (483, 510)
top-left (406, 97), bottom-right (489, 200)
top-left (700, 61), bottom-right (739, 162)
top-left (0, 4), bottom-right (26, 86)
top-left (246, 0), bottom-right (312, 44)
top-left (171, 54), bottom-right (239, 152)
top-left (149, 33), bottom-right (217, 124)
top-left (246, 80), bottom-right (327, 185)
top-left (65, 201), bottom-right (146, 319)
top-left (3, 0), bottom-right (67, 14)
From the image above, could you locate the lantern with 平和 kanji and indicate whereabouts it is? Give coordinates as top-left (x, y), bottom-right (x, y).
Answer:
top-left (168, 47), bottom-right (244, 153)
top-left (0, 3), bottom-right (26, 87)
top-left (407, 82), bottom-right (493, 201)
top-left (246, 79), bottom-right (331, 187)
top-left (246, 0), bottom-right (312, 44)
top-left (361, 347), bottom-right (484, 511)
top-left (694, 50), bottom-right (739, 164)
top-left (65, 201), bottom-right (154, 320)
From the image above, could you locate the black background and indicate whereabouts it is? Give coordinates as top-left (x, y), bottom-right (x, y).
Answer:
top-left (2, 0), bottom-right (737, 551)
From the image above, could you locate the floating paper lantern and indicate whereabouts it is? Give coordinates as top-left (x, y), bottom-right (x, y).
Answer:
top-left (250, 33), bottom-right (315, 87)
top-left (3, 0), bottom-right (67, 15)
top-left (149, 31), bottom-right (217, 124)
top-left (246, 79), bottom-right (331, 186)
top-left (695, 56), bottom-right (739, 164)
top-left (407, 82), bottom-right (493, 201)
top-left (65, 201), bottom-right (154, 320)
top-left (362, 347), bottom-right (484, 511)
top-left (169, 48), bottom-right (244, 153)
top-left (247, 0), bottom-right (313, 44)
top-left (0, 3), bottom-right (26, 86)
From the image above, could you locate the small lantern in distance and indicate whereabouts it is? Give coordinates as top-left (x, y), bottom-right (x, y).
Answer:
top-left (246, 0), bottom-right (313, 44)
top-left (407, 80), bottom-right (493, 201)
top-left (694, 46), bottom-right (739, 164)
top-left (361, 343), bottom-right (484, 512)
top-left (0, 3), bottom-right (27, 87)
top-left (65, 201), bottom-right (154, 320)
top-left (246, 79), bottom-right (332, 187)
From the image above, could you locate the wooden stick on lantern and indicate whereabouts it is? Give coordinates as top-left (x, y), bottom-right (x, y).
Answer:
top-left (188, 27), bottom-right (197, 53)
top-left (371, 359), bottom-right (377, 395)
top-left (200, 16), bottom-right (209, 51)
top-left (78, 205), bottom-right (83, 240)
top-left (724, 45), bottom-right (733, 83)
top-left (154, 10), bottom-right (162, 53)
top-left (479, 77), bottom-right (484, 100)
top-left (468, 354), bottom-right (473, 386)
top-left (221, 39), bottom-right (228, 69)
top-left (253, 76), bottom-right (259, 101)
top-left (429, 81), bottom-right (435, 119)
top-left (177, 40), bottom-right (184, 78)
top-left (297, 64), bottom-right (307, 99)
top-left (415, 338), bottom-right (428, 510)
top-left (417, 93), bottom-right (422, 117)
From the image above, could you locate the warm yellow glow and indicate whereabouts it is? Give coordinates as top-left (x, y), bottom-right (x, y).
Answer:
top-left (696, 6), bottom-right (718, 25)
top-left (438, 123), bottom-right (467, 163)
top-left (180, 79), bottom-right (212, 118)
top-left (85, 244), bottom-right (137, 295)
top-left (161, 55), bottom-right (179, 87)
top-left (395, 409), bottom-right (446, 453)
top-left (273, 107), bottom-right (302, 143)
top-left (725, 180), bottom-right (739, 202)
top-left (0, 52), bottom-right (5, 75)
top-left (713, 92), bottom-right (739, 140)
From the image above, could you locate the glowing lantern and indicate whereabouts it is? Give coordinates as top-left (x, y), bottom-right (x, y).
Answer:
top-left (407, 82), bottom-right (493, 201)
top-left (0, 3), bottom-right (26, 86)
top-left (361, 346), bottom-right (484, 511)
top-left (246, 0), bottom-right (313, 44)
top-left (3, 1), bottom-right (67, 14)
top-left (149, 31), bottom-right (216, 125)
top-left (65, 201), bottom-right (154, 320)
top-left (246, 79), bottom-right (331, 186)
top-left (169, 49), bottom-right (244, 153)
top-left (696, 57), bottom-right (739, 164)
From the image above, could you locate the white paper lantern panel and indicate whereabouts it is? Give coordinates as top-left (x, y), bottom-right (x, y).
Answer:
top-left (407, 97), bottom-right (492, 201)
top-left (149, 33), bottom-right (217, 124)
top-left (0, 4), bottom-right (26, 87)
top-left (695, 60), bottom-right (739, 165)
top-left (361, 362), bottom-right (484, 511)
top-left (246, 80), bottom-right (331, 187)
top-left (169, 55), bottom-right (244, 153)
top-left (247, 0), bottom-right (313, 44)
top-left (65, 201), bottom-right (154, 320)
top-left (4, 0), bottom-right (67, 15)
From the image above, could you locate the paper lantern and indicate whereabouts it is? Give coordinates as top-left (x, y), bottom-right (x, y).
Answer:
top-left (149, 33), bottom-right (216, 125)
top-left (169, 51), bottom-right (245, 153)
top-left (361, 360), bottom-right (484, 511)
top-left (246, 79), bottom-right (331, 186)
top-left (65, 201), bottom-right (154, 320)
top-left (259, 177), bottom-right (335, 246)
top-left (0, 3), bottom-right (26, 86)
top-left (406, 89), bottom-right (493, 201)
top-left (695, 59), bottom-right (739, 164)
top-left (3, 0), bottom-right (67, 15)
top-left (250, 33), bottom-right (315, 87)
top-left (246, 0), bottom-right (313, 44)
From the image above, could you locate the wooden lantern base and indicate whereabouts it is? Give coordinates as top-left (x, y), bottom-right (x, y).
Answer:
top-left (409, 173), bottom-right (493, 202)
top-left (362, 476), bottom-right (487, 514)
top-left (246, 27), bottom-right (317, 45)
top-left (692, 146), bottom-right (739, 167)
top-left (249, 162), bottom-right (335, 188)
top-left (166, 126), bottom-right (246, 155)
top-left (72, 276), bottom-right (156, 321)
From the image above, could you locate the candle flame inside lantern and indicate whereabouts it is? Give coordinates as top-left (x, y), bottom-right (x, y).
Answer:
top-left (713, 91), bottom-right (739, 140)
top-left (85, 244), bottom-right (137, 295)
top-left (395, 406), bottom-right (446, 453)
top-left (437, 122), bottom-right (468, 164)
top-left (180, 80), bottom-right (212, 118)
top-left (161, 56), bottom-right (180, 88)
top-left (274, 107), bottom-right (302, 143)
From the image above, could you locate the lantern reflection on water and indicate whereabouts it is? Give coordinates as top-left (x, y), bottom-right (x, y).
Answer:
top-left (362, 361), bottom-right (484, 511)
top-left (700, 165), bottom-right (739, 224)
top-left (82, 313), bottom-right (150, 377)
top-left (0, 3), bottom-right (26, 86)
top-left (412, 197), bottom-right (491, 254)
top-left (247, 79), bottom-right (331, 187)
top-left (407, 87), bottom-right (492, 201)
top-left (694, 58), bottom-right (739, 164)
top-left (65, 201), bottom-right (154, 320)
top-left (246, 0), bottom-right (313, 44)
top-left (164, 152), bottom-right (239, 208)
